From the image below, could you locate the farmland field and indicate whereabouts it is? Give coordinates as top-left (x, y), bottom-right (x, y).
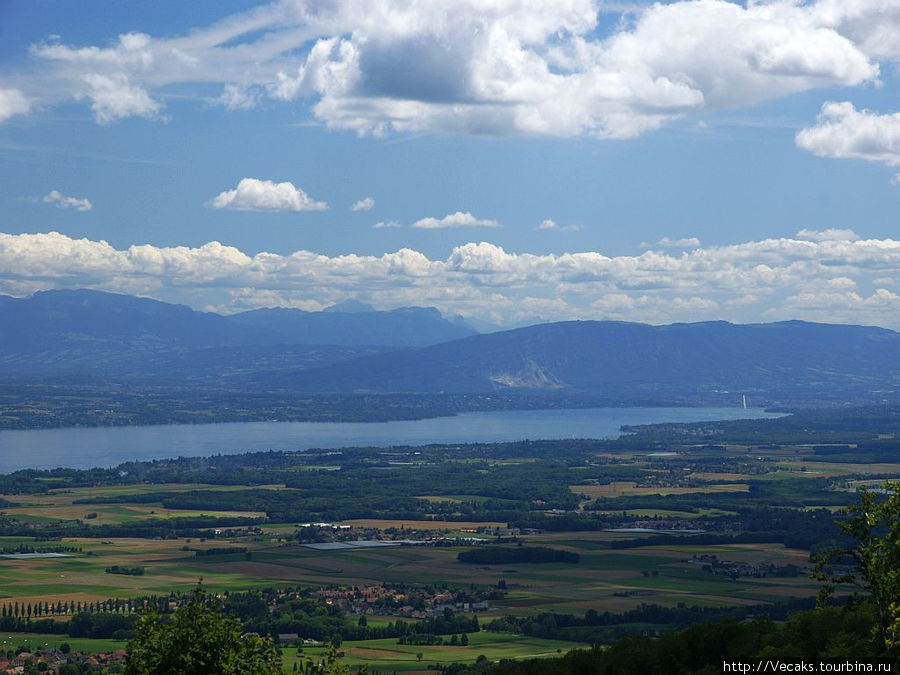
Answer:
top-left (290, 631), bottom-right (590, 672)
top-left (0, 531), bottom-right (818, 616)
top-left (572, 482), bottom-right (750, 498)
top-left (0, 633), bottom-right (127, 654)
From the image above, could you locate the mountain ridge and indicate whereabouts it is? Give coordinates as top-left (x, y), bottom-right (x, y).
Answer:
top-left (280, 318), bottom-right (899, 404)
top-left (0, 290), bottom-right (897, 406)
top-left (0, 289), bottom-right (476, 351)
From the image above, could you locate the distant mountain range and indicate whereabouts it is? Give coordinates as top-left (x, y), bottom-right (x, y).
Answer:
top-left (1, 289), bottom-right (898, 406)
top-left (229, 305), bottom-right (474, 348)
top-left (0, 289), bottom-right (475, 383)
top-left (286, 319), bottom-right (900, 404)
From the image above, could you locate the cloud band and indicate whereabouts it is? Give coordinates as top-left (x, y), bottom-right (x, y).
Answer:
top-left (2, 230), bottom-right (899, 329)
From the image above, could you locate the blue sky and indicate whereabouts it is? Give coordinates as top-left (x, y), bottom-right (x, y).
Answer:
top-left (1, 1), bottom-right (899, 328)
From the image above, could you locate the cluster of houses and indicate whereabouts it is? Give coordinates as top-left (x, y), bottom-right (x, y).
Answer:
top-left (312, 584), bottom-right (492, 618)
top-left (0, 647), bottom-right (126, 673)
top-left (296, 522), bottom-right (352, 530)
top-left (288, 520), bottom-right (531, 550)
top-left (604, 517), bottom-right (711, 535)
top-left (686, 553), bottom-right (804, 579)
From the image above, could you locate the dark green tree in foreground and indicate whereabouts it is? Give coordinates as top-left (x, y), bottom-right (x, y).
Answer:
top-left (125, 582), bottom-right (281, 674)
top-left (815, 481), bottom-right (900, 657)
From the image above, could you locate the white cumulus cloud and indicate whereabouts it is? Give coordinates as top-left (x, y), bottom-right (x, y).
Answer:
top-left (0, 88), bottom-right (30, 123)
top-left (351, 197), bottom-right (374, 211)
top-left (656, 237), bottom-right (701, 248)
top-left (17, 0), bottom-right (897, 136)
top-left (538, 219), bottom-right (583, 232)
top-left (41, 190), bottom-right (93, 212)
top-left (411, 211), bottom-right (500, 229)
top-left (207, 178), bottom-right (327, 212)
top-left (82, 72), bottom-right (163, 124)
top-left (796, 102), bottom-right (900, 171)
top-left (796, 228), bottom-right (860, 242)
top-left (215, 84), bottom-right (259, 111)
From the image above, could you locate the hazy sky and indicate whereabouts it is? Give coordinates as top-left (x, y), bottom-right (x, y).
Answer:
top-left (1, 0), bottom-right (899, 328)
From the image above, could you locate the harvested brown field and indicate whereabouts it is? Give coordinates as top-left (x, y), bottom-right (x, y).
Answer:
top-left (571, 482), bottom-right (749, 498)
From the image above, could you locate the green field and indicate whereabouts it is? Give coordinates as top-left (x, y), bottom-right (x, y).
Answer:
top-left (0, 633), bottom-right (127, 655)
top-left (291, 631), bottom-right (587, 672)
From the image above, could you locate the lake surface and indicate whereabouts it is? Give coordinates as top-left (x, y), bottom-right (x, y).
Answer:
top-left (0, 407), bottom-right (782, 473)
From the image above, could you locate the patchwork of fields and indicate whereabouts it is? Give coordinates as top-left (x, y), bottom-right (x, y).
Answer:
top-left (0, 429), bottom-right (897, 671)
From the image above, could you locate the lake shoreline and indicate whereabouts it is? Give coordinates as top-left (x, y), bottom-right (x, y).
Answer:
top-left (0, 406), bottom-right (783, 474)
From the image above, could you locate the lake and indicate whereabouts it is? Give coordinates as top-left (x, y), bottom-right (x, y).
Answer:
top-left (0, 407), bottom-right (782, 473)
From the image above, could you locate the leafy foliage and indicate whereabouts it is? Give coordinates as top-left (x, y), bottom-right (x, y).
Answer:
top-left (125, 583), bottom-right (281, 674)
top-left (472, 604), bottom-right (885, 674)
top-left (815, 481), bottom-right (900, 655)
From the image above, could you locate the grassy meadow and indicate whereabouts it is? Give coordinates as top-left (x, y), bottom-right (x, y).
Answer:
top-left (291, 631), bottom-right (587, 672)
